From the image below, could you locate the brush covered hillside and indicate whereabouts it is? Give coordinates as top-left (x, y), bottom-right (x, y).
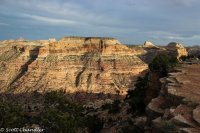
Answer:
top-left (1, 37), bottom-right (200, 133)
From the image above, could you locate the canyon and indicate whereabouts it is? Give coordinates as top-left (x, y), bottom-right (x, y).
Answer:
top-left (1, 36), bottom-right (199, 133)
top-left (0, 37), bottom-right (191, 96)
top-left (0, 37), bottom-right (148, 95)
top-left (0, 37), bottom-right (189, 95)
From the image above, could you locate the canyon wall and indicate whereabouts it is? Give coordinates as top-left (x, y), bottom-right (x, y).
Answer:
top-left (0, 37), bottom-right (148, 95)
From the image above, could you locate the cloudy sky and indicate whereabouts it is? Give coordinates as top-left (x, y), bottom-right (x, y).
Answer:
top-left (0, 0), bottom-right (200, 45)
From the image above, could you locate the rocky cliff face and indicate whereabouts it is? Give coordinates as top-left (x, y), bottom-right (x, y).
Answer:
top-left (0, 37), bottom-right (148, 95)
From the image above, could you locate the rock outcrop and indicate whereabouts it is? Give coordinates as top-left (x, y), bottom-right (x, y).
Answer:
top-left (187, 46), bottom-right (200, 58)
top-left (143, 41), bottom-right (156, 48)
top-left (147, 63), bottom-right (200, 132)
top-left (0, 37), bottom-right (148, 95)
top-left (166, 42), bottom-right (188, 59)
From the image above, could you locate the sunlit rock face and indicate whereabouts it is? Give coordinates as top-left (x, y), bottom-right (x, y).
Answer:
top-left (166, 42), bottom-right (188, 59)
top-left (0, 37), bottom-right (148, 95)
top-left (143, 41), bottom-right (156, 48)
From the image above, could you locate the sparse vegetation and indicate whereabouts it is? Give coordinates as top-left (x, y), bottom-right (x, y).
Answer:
top-left (102, 100), bottom-right (121, 114)
top-left (126, 73), bottom-right (148, 114)
top-left (0, 91), bottom-right (105, 133)
top-left (149, 54), bottom-right (178, 77)
top-left (0, 48), bottom-right (21, 62)
top-left (180, 55), bottom-right (200, 61)
top-left (179, 55), bottom-right (189, 61)
top-left (40, 91), bottom-right (85, 133)
top-left (44, 55), bottom-right (58, 62)
top-left (0, 99), bottom-right (25, 128)
top-left (160, 120), bottom-right (175, 133)
top-left (126, 54), bottom-right (178, 115)
top-left (121, 125), bottom-right (141, 133)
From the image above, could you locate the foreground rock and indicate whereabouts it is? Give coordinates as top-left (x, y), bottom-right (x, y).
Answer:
top-left (193, 106), bottom-right (200, 124)
top-left (147, 63), bottom-right (200, 132)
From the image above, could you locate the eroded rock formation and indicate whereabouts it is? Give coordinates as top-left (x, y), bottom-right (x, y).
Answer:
top-left (166, 42), bottom-right (188, 59)
top-left (0, 37), bottom-right (148, 95)
top-left (143, 41), bottom-right (156, 48)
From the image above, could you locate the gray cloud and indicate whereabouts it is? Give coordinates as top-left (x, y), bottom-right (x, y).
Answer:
top-left (0, 0), bottom-right (200, 45)
top-left (21, 14), bottom-right (80, 26)
top-left (0, 22), bottom-right (10, 26)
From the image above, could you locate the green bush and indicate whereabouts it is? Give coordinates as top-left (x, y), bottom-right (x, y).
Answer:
top-left (179, 55), bottom-right (188, 61)
top-left (0, 91), bottom-right (105, 133)
top-left (126, 73), bottom-right (148, 114)
top-left (0, 100), bottom-right (26, 128)
top-left (109, 100), bottom-right (121, 114)
top-left (40, 91), bottom-right (85, 133)
top-left (149, 54), bottom-right (178, 77)
top-left (40, 108), bottom-right (80, 133)
top-left (102, 100), bottom-right (121, 114)
top-left (44, 90), bottom-right (66, 105)
top-left (160, 120), bottom-right (175, 133)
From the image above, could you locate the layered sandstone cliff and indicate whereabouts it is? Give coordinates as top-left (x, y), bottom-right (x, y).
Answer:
top-left (0, 37), bottom-right (148, 95)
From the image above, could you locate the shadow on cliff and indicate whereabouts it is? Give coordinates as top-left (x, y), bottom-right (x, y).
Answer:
top-left (9, 46), bottom-right (42, 91)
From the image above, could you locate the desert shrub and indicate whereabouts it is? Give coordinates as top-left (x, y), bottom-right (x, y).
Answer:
top-left (102, 100), bottom-right (121, 114)
top-left (0, 91), bottom-right (105, 133)
top-left (108, 100), bottom-right (121, 114)
top-left (40, 91), bottom-right (85, 133)
top-left (44, 90), bottom-right (66, 105)
top-left (179, 55), bottom-right (188, 61)
top-left (126, 55), bottom-right (177, 114)
top-left (160, 120), bottom-right (175, 133)
top-left (0, 100), bottom-right (26, 128)
top-left (40, 108), bottom-right (80, 133)
top-left (121, 125), bottom-right (141, 133)
top-left (126, 73), bottom-right (148, 114)
top-left (149, 54), bottom-right (178, 77)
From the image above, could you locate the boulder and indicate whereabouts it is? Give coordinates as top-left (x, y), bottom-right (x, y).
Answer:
top-left (193, 106), bottom-right (200, 124)
top-left (172, 114), bottom-right (194, 127)
top-left (134, 116), bottom-right (147, 128)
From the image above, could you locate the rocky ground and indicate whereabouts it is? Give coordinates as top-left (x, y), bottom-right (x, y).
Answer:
top-left (147, 62), bottom-right (200, 133)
